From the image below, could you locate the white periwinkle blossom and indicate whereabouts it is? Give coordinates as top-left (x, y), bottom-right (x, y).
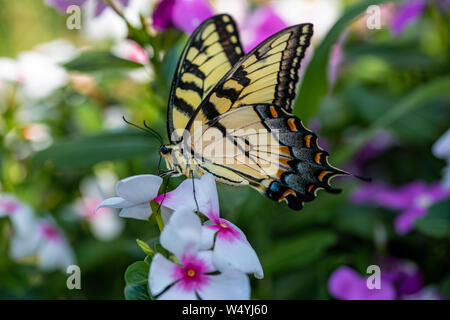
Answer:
top-left (0, 193), bottom-right (75, 271)
top-left (149, 207), bottom-right (250, 300)
top-left (432, 128), bottom-right (450, 188)
top-left (95, 174), bottom-right (163, 220)
top-left (155, 174), bottom-right (264, 279)
top-left (0, 39), bottom-right (76, 100)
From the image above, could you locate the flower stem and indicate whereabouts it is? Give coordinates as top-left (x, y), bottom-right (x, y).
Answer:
top-left (151, 201), bottom-right (165, 232)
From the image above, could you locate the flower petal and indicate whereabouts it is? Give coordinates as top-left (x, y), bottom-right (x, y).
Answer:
top-left (149, 253), bottom-right (182, 296)
top-left (157, 281), bottom-right (198, 300)
top-left (116, 174), bottom-right (162, 204)
top-left (94, 197), bottom-right (133, 212)
top-left (156, 173), bottom-right (219, 218)
top-left (160, 207), bottom-right (202, 258)
top-left (200, 225), bottom-right (217, 251)
top-left (119, 204), bottom-right (152, 220)
top-left (212, 221), bottom-right (264, 279)
top-left (197, 269), bottom-right (250, 300)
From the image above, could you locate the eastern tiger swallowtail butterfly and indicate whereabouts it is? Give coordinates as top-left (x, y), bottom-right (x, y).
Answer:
top-left (158, 14), bottom-right (348, 210)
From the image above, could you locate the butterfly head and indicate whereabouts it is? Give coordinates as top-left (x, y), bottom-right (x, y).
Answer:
top-left (159, 145), bottom-right (172, 156)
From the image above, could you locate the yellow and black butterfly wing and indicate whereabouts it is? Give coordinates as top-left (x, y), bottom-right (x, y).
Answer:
top-left (182, 23), bottom-right (347, 210)
top-left (189, 104), bottom-right (347, 210)
top-left (167, 14), bottom-right (244, 143)
top-left (188, 23), bottom-right (313, 127)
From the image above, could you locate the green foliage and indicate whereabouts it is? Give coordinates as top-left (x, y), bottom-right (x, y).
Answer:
top-left (295, 0), bottom-right (398, 122)
top-left (415, 200), bottom-right (450, 238)
top-left (33, 130), bottom-right (156, 170)
top-left (64, 51), bottom-right (144, 72)
top-left (125, 261), bottom-right (149, 286)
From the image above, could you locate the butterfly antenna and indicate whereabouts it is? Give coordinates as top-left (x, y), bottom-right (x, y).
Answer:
top-left (143, 120), bottom-right (164, 145)
top-left (122, 116), bottom-right (163, 143)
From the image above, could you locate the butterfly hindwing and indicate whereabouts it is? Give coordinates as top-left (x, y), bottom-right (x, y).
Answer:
top-left (167, 14), bottom-right (244, 143)
top-left (188, 104), bottom-right (346, 210)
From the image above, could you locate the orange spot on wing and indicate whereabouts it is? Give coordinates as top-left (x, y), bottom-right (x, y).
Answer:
top-left (279, 146), bottom-right (291, 156)
top-left (279, 157), bottom-right (291, 167)
top-left (304, 135), bottom-right (311, 148)
top-left (287, 119), bottom-right (297, 131)
top-left (279, 189), bottom-right (296, 201)
top-left (315, 153), bottom-right (321, 164)
top-left (318, 171), bottom-right (330, 181)
top-left (269, 106), bottom-right (278, 118)
top-left (308, 184), bottom-right (315, 193)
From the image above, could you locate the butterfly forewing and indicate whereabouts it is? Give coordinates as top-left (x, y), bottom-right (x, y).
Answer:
top-left (186, 23), bottom-right (313, 130)
top-left (167, 14), bottom-right (244, 143)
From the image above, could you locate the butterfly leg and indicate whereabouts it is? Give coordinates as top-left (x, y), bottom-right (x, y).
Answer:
top-left (156, 175), bottom-right (171, 215)
top-left (190, 170), bottom-right (200, 212)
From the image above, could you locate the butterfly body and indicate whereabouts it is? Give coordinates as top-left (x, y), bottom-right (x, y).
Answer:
top-left (161, 14), bottom-right (347, 210)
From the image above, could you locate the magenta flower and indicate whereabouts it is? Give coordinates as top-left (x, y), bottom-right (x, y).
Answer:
top-left (152, 0), bottom-right (213, 34)
top-left (155, 174), bottom-right (264, 279)
top-left (45, 0), bottom-right (130, 17)
top-left (351, 181), bottom-right (450, 234)
top-left (241, 5), bottom-right (288, 52)
top-left (328, 266), bottom-right (396, 300)
top-left (149, 207), bottom-right (250, 300)
top-left (376, 257), bottom-right (423, 296)
top-left (152, 0), bottom-right (176, 30)
top-left (390, 0), bottom-right (427, 36)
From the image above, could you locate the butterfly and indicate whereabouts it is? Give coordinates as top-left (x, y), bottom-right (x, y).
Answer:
top-left (158, 14), bottom-right (348, 211)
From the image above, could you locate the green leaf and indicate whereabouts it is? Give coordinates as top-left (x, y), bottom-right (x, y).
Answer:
top-left (136, 239), bottom-right (155, 257)
top-left (295, 0), bottom-right (397, 122)
top-left (262, 231), bottom-right (337, 274)
top-left (124, 261), bottom-right (149, 286)
top-left (124, 284), bottom-right (150, 300)
top-left (33, 130), bottom-right (156, 170)
top-left (415, 200), bottom-right (450, 238)
top-left (334, 75), bottom-right (450, 164)
top-left (64, 51), bottom-right (143, 72)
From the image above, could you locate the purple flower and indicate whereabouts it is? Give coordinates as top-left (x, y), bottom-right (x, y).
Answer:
top-left (351, 181), bottom-right (450, 234)
top-left (241, 5), bottom-right (288, 52)
top-left (152, 0), bottom-right (214, 34)
top-left (352, 131), bottom-right (396, 171)
top-left (152, 0), bottom-right (176, 30)
top-left (45, 0), bottom-right (129, 17)
top-left (376, 257), bottom-right (423, 296)
top-left (45, 0), bottom-right (85, 12)
top-left (390, 0), bottom-right (427, 36)
top-left (328, 266), bottom-right (396, 300)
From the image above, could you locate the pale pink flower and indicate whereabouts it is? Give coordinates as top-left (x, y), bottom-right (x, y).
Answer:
top-left (155, 174), bottom-right (263, 279)
top-left (149, 207), bottom-right (250, 300)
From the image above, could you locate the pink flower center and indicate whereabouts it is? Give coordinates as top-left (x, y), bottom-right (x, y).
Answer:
top-left (0, 200), bottom-right (20, 214)
top-left (174, 255), bottom-right (211, 292)
top-left (40, 223), bottom-right (62, 243)
top-left (215, 219), bottom-right (243, 242)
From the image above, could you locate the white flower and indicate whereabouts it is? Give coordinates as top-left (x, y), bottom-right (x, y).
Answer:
top-left (272, 0), bottom-right (341, 42)
top-left (149, 207), bottom-right (250, 300)
top-left (95, 174), bottom-right (163, 220)
top-left (0, 40), bottom-right (76, 100)
top-left (77, 174), bottom-right (124, 241)
top-left (0, 193), bottom-right (35, 235)
top-left (10, 218), bottom-right (75, 272)
top-left (112, 40), bottom-right (152, 83)
top-left (432, 129), bottom-right (450, 188)
top-left (155, 174), bottom-right (264, 279)
top-left (82, 0), bottom-right (152, 42)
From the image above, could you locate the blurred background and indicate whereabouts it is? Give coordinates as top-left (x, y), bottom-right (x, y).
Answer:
top-left (0, 0), bottom-right (449, 299)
